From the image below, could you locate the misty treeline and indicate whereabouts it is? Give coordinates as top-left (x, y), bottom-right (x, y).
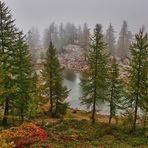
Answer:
top-left (27, 20), bottom-right (132, 64)
top-left (0, 1), bottom-right (147, 134)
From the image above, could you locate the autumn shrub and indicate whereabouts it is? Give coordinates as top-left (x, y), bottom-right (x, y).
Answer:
top-left (0, 122), bottom-right (47, 147)
top-left (0, 136), bottom-right (15, 148)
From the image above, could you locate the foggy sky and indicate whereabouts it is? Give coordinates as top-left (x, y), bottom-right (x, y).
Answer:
top-left (3, 0), bottom-right (148, 34)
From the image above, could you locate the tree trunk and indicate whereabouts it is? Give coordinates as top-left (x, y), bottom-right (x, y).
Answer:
top-left (84, 52), bottom-right (87, 61)
top-left (132, 99), bottom-right (138, 132)
top-left (49, 96), bottom-right (53, 113)
top-left (20, 106), bottom-right (24, 123)
top-left (109, 115), bottom-right (112, 124)
top-left (132, 51), bottom-right (141, 132)
top-left (92, 97), bottom-right (96, 123)
top-left (109, 96), bottom-right (113, 124)
top-left (21, 107), bottom-right (24, 123)
top-left (49, 53), bottom-right (53, 114)
top-left (2, 97), bottom-right (9, 125)
top-left (49, 72), bottom-right (53, 113)
top-left (21, 115), bottom-right (24, 123)
top-left (109, 80), bottom-right (114, 124)
top-left (55, 98), bottom-right (59, 115)
top-left (92, 82), bottom-right (97, 123)
top-left (91, 46), bottom-right (98, 124)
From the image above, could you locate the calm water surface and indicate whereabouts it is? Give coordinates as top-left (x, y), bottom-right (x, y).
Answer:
top-left (63, 70), bottom-right (110, 114)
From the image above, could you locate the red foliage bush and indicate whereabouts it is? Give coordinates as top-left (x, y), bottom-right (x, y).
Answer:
top-left (1, 122), bottom-right (47, 147)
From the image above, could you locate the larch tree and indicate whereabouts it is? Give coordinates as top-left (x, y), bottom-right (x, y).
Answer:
top-left (12, 31), bottom-right (35, 122)
top-left (26, 27), bottom-right (40, 65)
top-left (43, 22), bottom-right (55, 50)
top-left (81, 24), bottom-right (109, 123)
top-left (41, 42), bottom-right (68, 116)
top-left (53, 64), bottom-right (69, 116)
top-left (0, 1), bottom-right (18, 125)
top-left (117, 20), bottom-right (132, 59)
top-left (107, 57), bottom-right (123, 124)
top-left (81, 23), bottom-right (90, 61)
top-left (77, 26), bottom-right (83, 44)
top-left (59, 23), bottom-right (65, 52)
top-left (105, 24), bottom-right (116, 56)
top-left (64, 22), bottom-right (78, 45)
top-left (43, 22), bottom-right (59, 51)
top-left (0, 1), bottom-right (36, 124)
top-left (127, 27), bottom-right (148, 132)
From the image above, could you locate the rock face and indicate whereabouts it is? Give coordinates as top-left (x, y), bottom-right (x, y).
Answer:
top-left (58, 44), bottom-right (87, 71)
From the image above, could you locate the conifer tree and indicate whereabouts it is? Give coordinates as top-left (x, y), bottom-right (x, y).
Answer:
top-left (128, 27), bottom-right (148, 132)
top-left (26, 27), bottom-right (40, 65)
top-left (81, 24), bottom-right (109, 123)
top-left (0, 1), bottom-right (17, 124)
top-left (0, 2), bottom-right (36, 123)
top-left (53, 71), bottom-right (69, 116)
top-left (107, 57), bottom-right (123, 124)
top-left (117, 20), bottom-right (132, 59)
top-left (81, 23), bottom-right (90, 61)
top-left (12, 31), bottom-right (34, 122)
top-left (42, 42), bottom-right (68, 116)
top-left (105, 24), bottom-right (116, 56)
top-left (59, 23), bottom-right (65, 52)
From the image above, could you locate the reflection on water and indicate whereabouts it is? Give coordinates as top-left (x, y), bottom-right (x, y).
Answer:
top-left (63, 71), bottom-right (77, 81)
top-left (63, 70), bottom-right (110, 114)
top-left (63, 71), bottom-right (83, 109)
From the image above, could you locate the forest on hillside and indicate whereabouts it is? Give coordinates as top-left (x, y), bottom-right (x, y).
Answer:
top-left (0, 1), bottom-right (148, 147)
top-left (27, 20), bottom-right (132, 64)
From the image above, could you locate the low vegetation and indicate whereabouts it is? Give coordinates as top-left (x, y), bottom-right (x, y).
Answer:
top-left (0, 109), bottom-right (147, 147)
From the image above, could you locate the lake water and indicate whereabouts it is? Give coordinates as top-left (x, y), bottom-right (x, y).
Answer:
top-left (63, 70), bottom-right (110, 115)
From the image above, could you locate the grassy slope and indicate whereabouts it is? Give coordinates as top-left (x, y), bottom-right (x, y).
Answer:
top-left (0, 108), bottom-right (147, 147)
top-left (31, 108), bottom-right (148, 147)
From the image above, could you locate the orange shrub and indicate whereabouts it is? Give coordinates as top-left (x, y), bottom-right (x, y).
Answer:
top-left (0, 122), bottom-right (47, 147)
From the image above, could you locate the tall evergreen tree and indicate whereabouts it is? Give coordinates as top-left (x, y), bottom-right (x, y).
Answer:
top-left (107, 57), bottom-right (123, 124)
top-left (41, 42), bottom-right (68, 116)
top-left (77, 26), bottom-right (83, 45)
top-left (0, 1), bottom-right (17, 124)
top-left (0, 2), bottom-right (36, 124)
top-left (117, 20), bottom-right (132, 59)
top-left (105, 24), bottom-right (116, 56)
top-left (26, 27), bottom-right (40, 65)
top-left (81, 23), bottom-right (90, 61)
top-left (64, 22), bottom-right (77, 45)
top-left (53, 67), bottom-right (69, 116)
top-left (43, 22), bottom-right (59, 51)
top-left (128, 27), bottom-right (148, 132)
top-left (43, 22), bottom-right (55, 50)
top-left (81, 24), bottom-right (109, 123)
top-left (59, 23), bottom-right (65, 52)
top-left (12, 31), bottom-right (35, 122)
